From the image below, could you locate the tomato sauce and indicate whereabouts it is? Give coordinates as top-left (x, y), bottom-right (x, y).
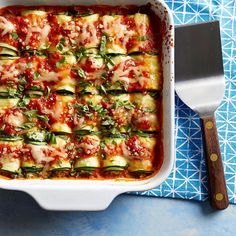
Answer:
top-left (0, 4), bottom-right (164, 180)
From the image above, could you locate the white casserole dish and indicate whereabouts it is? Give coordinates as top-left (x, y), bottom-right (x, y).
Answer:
top-left (0, 0), bottom-right (174, 211)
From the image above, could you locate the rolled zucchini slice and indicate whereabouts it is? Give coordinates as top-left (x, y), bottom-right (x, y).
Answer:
top-left (131, 54), bottom-right (162, 91)
top-left (48, 136), bottom-right (71, 175)
top-left (0, 47), bottom-right (18, 57)
top-left (128, 159), bottom-right (153, 175)
top-left (77, 81), bottom-right (99, 95)
top-left (0, 98), bottom-right (19, 109)
top-left (0, 43), bottom-right (18, 52)
top-left (49, 158), bottom-right (71, 173)
top-left (0, 135), bottom-right (23, 142)
top-left (77, 14), bottom-right (100, 49)
top-left (131, 93), bottom-right (157, 112)
top-left (0, 155), bottom-right (21, 175)
top-left (51, 122), bottom-right (72, 134)
top-left (54, 76), bottom-right (76, 95)
top-left (21, 159), bottom-right (43, 175)
top-left (103, 155), bottom-right (128, 171)
top-left (0, 86), bottom-right (18, 98)
top-left (100, 15), bottom-right (130, 54)
top-left (21, 10), bottom-right (50, 50)
top-left (102, 137), bottom-right (128, 171)
top-left (127, 13), bottom-right (153, 54)
top-left (0, 140), bottom-right (23, 176)
top-left (50, 95), bottom-right (74, 134)
top-left (25, 88), bottom-right (44, 98)
top-left (74, 156), bottom-right (100, 172)
top-left (21, 10), bottom-right (47, 17)
top-left (107, 55), bottom-right (161, 92)
top-left (74, 95), bottom-right (103, 133)
top-left (25, 130), bottom-right (47, 144)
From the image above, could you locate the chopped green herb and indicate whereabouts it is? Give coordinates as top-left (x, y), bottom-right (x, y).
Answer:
top-left (56, 57), bottom-right (66, 68)
top-left (24, 110), bottom-right (38, 119)
top-left (75, 67), bottom-right (86, 79)
top-left (137, 35), bottom-right (148, 41)
top-left (101, 72), bottom-right (107, 80)
top-left (47, 132), bottom-right (57, 144)
top-left (15, 122), bottom-right (35, 131)
top-left (76, 47), bottom-right (86, 61)
top-left (45, 86), bottom-right (50, 98)
top-left (11, 32), bottom-right (18, 40)
top-left (101, 117), bottom-right (115, 126)
top-left (18, 84), bottom-right (24, 92)
top-left (37, 115), bottom-right (49, 122)
top-left (56, 37), bottom-right (65, 51)
top-left (100, 34), bottom-right (107, 54)
top-left (26, 62), bottom-right (31, 68)
top-left (18, 96), bottom-right (30, 107)
top-left (98, 85), bottom-right (107, 95)
top-left (112, 100), bottom-right (135, 110)
top-left (29, 85), bottom-right (41, 91)
top-left (33, 71), bottom-right (40, 80)
top-left (18, 76), bottom-right (26, 85)
top-left (7, 88), bottom-right (17, 97)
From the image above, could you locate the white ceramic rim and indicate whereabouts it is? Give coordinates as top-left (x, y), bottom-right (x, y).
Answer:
top-left (0, 0), bottom-right (175, 210)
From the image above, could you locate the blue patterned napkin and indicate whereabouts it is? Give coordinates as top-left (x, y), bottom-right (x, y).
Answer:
top-left (129, 0), bottom-right (236, 203)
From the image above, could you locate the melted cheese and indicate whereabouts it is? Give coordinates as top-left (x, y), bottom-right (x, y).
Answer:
top-left (134, 13), bottom-right (149, 36)
top-left (78, 135), bottom-right (100, 152)
top-left (0, 16), bottom-right (15, 36)
top-left (111, 56), bottom-right (143, 87)
top-left (38, 71), bottom-right (59, 82)
top-left (28, 144), bottom-right (68, 164)
top-left (29, 144), bottom-right (55, 164)
top-left (102, 15), bottom-right (135, 52)
top-left (5, 111), bottom-right (26, 127)
top-left (24, 24), bottom-right (51, 47)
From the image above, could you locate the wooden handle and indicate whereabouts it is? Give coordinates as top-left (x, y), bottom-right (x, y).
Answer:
top-left (201, 116), bottom-right (229, 210)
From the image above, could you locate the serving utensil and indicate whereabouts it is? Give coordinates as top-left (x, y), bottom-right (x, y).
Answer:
top-left (175, 21), bottom-right (229, 210)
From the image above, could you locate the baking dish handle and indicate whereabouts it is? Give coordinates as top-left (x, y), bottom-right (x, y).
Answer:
top-left (24, 187), bottom-right (124, 211)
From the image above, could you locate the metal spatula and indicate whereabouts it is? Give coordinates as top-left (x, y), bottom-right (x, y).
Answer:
top-left (175, 21), bottom-right (229, 210)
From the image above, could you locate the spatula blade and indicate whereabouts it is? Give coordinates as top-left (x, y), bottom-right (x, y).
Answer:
top-left (175, 21), bottom-right (225, 117)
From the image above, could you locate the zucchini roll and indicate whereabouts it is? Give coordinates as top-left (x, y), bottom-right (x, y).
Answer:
top-left (101, 94), bottom-right (133, 134)
top-left (0, 97), bottom-right (19, 109)
top-left (48, 15), bottom-right (72, 53)
top-left (20, 10), bottom-right (51, 50)
top-left (21, 130), bottom-right (47, 176)
top-left (47, 135), bottom-right (72, 177)
top-left (50, 95), bottom-right (75, 134)
top-left (74, 94), bottom-right (103, 134)
top-left (100, 15), bottom-right (134, 54)
top-left (106, 54), bottom-right (161, 92)
top-left (102, 136), bottom-right (128, 172)
top-left (53, 55), bottom-right (77, 95)
top-left (0, 43), bottom-right (18, 58)
top-left (130, 93), bottom-right (159, 132)
top-left (75, 54), bottom-right (105, 95)
top-left (0, 138), bottom-right (23, 177)
top-left (74, 134), bottom-right (101, 175)
top-left (124, 134), bottom-right (157, 175)
top-left (23, 133), bottom-right (72, 178)
top-left (76, 14), bottom-right (100, 49)
top-left (126, 13), bottom-right (156, 54)
top-left (0, 15), bottom-right (19, 56)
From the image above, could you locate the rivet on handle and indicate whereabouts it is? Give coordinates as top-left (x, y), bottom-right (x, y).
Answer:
top-left (206, 121), bottom-right (213, 129)
top-left (215, 193), bottom-right (224, 201)
top-left (210, 154), bottom-right (218, 161)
